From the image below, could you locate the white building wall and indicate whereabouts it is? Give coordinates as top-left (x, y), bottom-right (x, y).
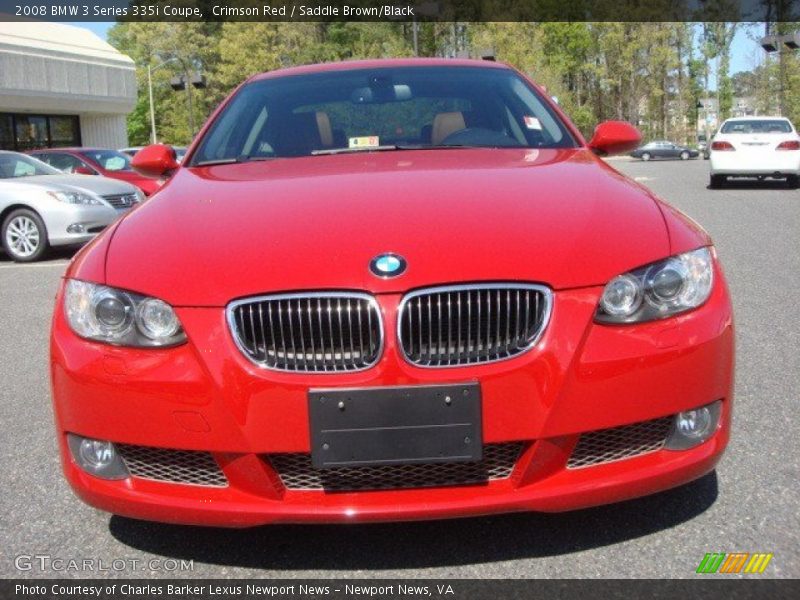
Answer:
top-left (0, 21), bottom-right (136, 148)
top-left (80, 114), bottom-right (129, 149)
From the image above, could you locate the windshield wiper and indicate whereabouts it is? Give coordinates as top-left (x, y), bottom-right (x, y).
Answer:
top-left (311, 144), bottom-right (483, 156)
top-left (193, 155), bottom-right (275, 167)
top-left (395, 144), bottom-right (484, 151)
top-left (196, 145), bottom-right (485, 164)
top-left (311, 145), bottom-right (401, 156)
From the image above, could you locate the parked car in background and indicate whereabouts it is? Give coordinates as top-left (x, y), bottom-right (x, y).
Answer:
top-left (1, 151), bottom-right (141, 261)
top-left (630, 141), bottom-right (699, 161)
top-left (51, 58), bottom-right (733, 527)
top-left (697, 134), bottom-right (709, 159)
top-left (120, 146), bottom-right (187, 163)
top-left (709, 116), bottom-right (800, 188)
top-left (29, 148), bottom-right (161, 196)
top-left (118, 147), bottom-right (142, 157)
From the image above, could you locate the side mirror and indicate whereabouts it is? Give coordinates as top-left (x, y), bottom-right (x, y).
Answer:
top-left (74, 166), bottom-right (96, 175)
top-left (131, 144), bottom-right (180, 178)
top-left (588, 121), bottom-right (642, 156)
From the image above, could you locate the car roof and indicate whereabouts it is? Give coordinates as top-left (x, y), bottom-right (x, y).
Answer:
top-left (249, 58), bottom-right (510, 82)
top-left (722, 116), bottom-right (789, 121)
top-left (30, 147), bottom-right (111, 153)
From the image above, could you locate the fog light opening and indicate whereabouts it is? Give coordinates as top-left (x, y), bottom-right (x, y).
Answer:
top-left (67, 434), bottom-right (129, 480)
top-left (665, 401), bottom-right (722, 450)
top-left (66, 223), bottom-right (87, 234)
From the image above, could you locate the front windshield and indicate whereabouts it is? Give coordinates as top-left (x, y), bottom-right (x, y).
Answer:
top-left (192, 66), bottom-right (577, 164)
top-left (0, 152), bottom-right (61, 178)
top-left (81, 150), bottom-right (132, 172)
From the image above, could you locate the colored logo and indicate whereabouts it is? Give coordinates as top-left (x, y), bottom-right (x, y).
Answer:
top-left (370, 253), bottom-right (406, 278)
top-left (696, 553), bottom-right (773, 574)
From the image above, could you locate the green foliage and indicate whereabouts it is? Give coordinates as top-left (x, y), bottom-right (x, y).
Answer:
top-left (107, 21), bottom-right (780, 149)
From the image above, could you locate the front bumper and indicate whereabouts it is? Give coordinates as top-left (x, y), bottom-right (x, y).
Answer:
top-left (50, 266), bottom-right (734, 526)
top-left (44, 204), bottom-right (129, 247)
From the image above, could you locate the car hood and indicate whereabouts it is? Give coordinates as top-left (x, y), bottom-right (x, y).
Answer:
top-left (12, 174), bottom-right (137, 196)
top-left (105, 148), bottom-right (673, 306)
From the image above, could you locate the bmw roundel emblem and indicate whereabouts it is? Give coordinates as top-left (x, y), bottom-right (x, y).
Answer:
top-left (370, 253), bottom-right (407, 278)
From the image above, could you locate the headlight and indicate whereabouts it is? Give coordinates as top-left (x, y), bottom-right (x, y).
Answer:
top-left (64, 280), bottom-right (186, 347)
top-left (48, 191), bottom-right (103, 205)
top-left (595, 247), bottom-right (714, 324)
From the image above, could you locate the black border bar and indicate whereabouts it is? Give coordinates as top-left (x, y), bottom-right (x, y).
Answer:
top-left (1, 0), bottom-right (800, 22)
top-left (4, 579), bottom-right (800, 600)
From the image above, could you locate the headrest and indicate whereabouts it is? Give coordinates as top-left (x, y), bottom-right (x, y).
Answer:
top-left (314, 112), bottom-right (333, 147)
top-left (432, 111), bottom-right (466, 145)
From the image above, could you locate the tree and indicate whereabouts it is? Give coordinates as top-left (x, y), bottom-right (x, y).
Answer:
top-left (106, 21), bottom-right (761, 148)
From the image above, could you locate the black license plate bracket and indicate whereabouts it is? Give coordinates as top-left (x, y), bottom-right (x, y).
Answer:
top-left (308, 383), bottom-right (481, 469)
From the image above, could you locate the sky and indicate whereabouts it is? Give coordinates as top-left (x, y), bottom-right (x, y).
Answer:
top-left (68, 21), bottom-right (765, 77)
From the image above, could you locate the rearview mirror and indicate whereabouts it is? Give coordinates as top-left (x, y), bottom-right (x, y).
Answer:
top-left (131, 144), bottom-right (180, 178)
top-left (74, 166), bottom-right (96, 175)
top-left (588, 121), bottom-right (642, 156)
top-left (351, 84), bottom-right (412, 104)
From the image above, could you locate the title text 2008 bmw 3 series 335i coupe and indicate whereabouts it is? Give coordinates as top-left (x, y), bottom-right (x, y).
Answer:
top-left (50, 59), bottom-right (733, 527)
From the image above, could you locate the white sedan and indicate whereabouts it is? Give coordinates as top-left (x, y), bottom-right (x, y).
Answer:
top-left (709, 116), bottom-right (800, 188)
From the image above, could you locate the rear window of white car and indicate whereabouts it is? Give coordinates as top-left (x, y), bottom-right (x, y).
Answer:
top-left (720, 120), bottom-right (792, 134)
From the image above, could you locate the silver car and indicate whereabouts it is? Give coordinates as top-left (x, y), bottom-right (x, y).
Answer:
top-left (0, 151), bottom-right (142, 262)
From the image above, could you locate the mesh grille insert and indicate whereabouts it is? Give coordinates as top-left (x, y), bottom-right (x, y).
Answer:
top-left (269, 443), bottom-right (523, 491)
top-left (117, 444), bottom-right (228, 487)
top-left (567, 416), bottom-right (673, 469)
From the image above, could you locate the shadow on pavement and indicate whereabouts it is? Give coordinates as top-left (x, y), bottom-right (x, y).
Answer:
top-left (109, 471), bottom-right (718, 571)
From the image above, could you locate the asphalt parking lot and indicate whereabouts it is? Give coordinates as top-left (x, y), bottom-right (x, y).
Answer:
top-left (1, 158), bottom-right (797, 579)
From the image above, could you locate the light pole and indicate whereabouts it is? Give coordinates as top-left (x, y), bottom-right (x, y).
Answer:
top-left (146, 57), bottom-right (180, 144)
top-left (759, 32), bottom-right (800, 116)
top-left (169, 71), bottom-right (207, 138)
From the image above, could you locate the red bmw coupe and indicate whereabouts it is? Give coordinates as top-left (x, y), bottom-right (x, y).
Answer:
top-left (50, 59), bottom-right (733, 527)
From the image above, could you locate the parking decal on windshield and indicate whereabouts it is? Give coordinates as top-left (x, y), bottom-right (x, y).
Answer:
top-left (349, 136), bottom-right (380, 149)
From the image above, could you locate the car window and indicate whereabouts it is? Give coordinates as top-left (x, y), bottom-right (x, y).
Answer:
top-left (192, 66), bottom-right (578, 164)
top-left (80, 150), bottom-right (132, 172)
top-left (37, 153), bottom-right (85, 173)
top-left (720, 120), bottom-right (793, 134)
top-left (0, 153), bottom-right (61, 178)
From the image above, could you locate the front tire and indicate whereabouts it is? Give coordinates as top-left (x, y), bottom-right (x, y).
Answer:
top-left (709, 174), bottom-right (726, 189)
top-left (641, 152), bottom-right (651, 162)
top-left (2, 208), bottom-right (49, 262)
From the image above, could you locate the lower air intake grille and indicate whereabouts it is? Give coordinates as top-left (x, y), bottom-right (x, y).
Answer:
top-left (269, 443), bottom-right (523, 491)
top-left (567, 416), bottom-right (673, 469)
top-left (117, 444), bottom-right (228, 487)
